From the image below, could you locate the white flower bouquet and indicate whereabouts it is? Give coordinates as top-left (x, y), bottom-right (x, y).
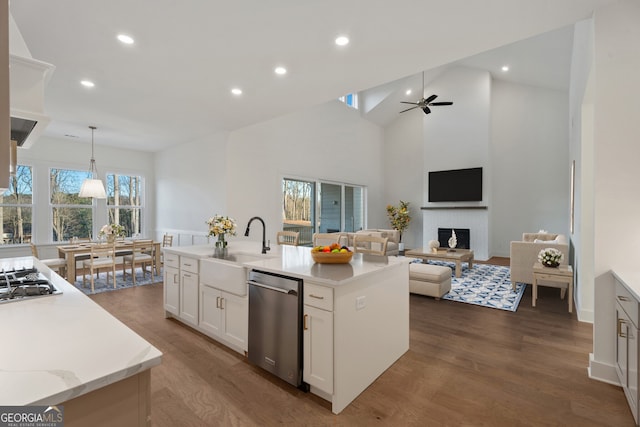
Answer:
top-left (98, 223), bottom-right (125, 237)
top-left (538, 247), bottom-right (563, 268)
top-left (206, 215), bottom-right (237, 237)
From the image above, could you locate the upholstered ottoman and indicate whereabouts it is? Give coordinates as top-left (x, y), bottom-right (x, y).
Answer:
top-left (409, 263), bottom-right (452, 300)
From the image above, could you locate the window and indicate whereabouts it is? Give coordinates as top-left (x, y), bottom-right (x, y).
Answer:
top-left (50, 168), bottom-right (93, 241)
top-left (1, 165), bottom-right (33, 244)
top-left (338, 93), bottom-right (358, 109)
top-left (282, 177), bottom-right (365, 246)
top-left (107, 173), bottom-right (143, 237)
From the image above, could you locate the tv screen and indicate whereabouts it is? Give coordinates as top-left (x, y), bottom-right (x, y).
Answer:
top-left (428, 167), bottom-right (483, 202)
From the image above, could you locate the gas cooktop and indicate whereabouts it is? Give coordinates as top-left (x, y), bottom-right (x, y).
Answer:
top-left (0, 267), bottom-right (62, 303)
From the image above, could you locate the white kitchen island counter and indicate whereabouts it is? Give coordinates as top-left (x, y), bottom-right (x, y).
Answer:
top-left (165, 243), bottom-right (410, 414)
top-left (0, 257), bottom-right (162, 426)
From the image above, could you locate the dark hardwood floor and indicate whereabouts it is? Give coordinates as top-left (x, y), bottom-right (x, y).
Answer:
top-left (89, 261), bottom-right (633, 426)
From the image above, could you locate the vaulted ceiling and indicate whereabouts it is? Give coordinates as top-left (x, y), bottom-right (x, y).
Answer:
top-left (10, 1), bottom-right (614, 152)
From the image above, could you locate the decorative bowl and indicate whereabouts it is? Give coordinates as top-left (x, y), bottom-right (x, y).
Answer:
top-left (311, 250), bottom-right (353, 264)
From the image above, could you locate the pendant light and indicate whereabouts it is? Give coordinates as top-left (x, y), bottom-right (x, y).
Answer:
top-left (78, 126), bottom-right (107, 199)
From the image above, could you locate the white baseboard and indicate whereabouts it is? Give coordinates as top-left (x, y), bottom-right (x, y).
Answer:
top-left (588, 353), bottom-right (620, 386)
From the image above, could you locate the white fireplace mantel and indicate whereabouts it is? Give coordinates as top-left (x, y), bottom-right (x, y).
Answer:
top-left (421, 207), bottom-right (489, 261)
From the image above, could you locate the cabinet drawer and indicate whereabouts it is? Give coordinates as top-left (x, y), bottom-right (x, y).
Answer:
top-left (616, 279), bottom-right (639, 327)
top-left (304, 282), bottom-right (333, 311)
top-left (180, 256), bottom-right (199, 274)
top-left (165, 253), bottom-right (179, 269)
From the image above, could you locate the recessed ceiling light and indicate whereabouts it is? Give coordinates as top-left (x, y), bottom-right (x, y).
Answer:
top-left (405, 89), bottom-right (412, 96)
top-left (335, 36), bottom-right (349, 46)
top-left (117, 34), bottom-right (134, 44)
top-left (501, 65), bottom-right (509, 72)
top-left (81, 80), bottom-right (95, 88)
top-left (274, 66), bottom-right (287, 75)
top-left (231, 88), bottom-right (242, 95)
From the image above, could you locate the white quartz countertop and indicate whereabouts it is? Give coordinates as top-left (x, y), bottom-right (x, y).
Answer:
top-left (166, 243), bottom-right (409, 286)
top-left (0, 257), bottom-right (162, 406)
top-left (612, 270), bottom-right (640, 301)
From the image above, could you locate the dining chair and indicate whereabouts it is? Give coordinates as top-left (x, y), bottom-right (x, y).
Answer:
top-left (312, 232), bottom-right (341, 247)
top-left (30, 243), bottom-right (67, 279)
top-left (353, 234), bottom-right (388, 256)
top-left (159, 233), bottom-right (173, 271)
top-left (276, 231), bottom-right (300, 246)
top-left (82, 242), bottom-right (117, 293)
top-left (123, 240), bottom-right (155, 285)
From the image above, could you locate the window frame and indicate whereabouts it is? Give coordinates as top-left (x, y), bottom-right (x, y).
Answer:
top-left (106, 172), bottom-right (145, 238)
top-left (0, 164), bottom-right (34, 245)
top-left (49, 167), bottom-right (96, 242)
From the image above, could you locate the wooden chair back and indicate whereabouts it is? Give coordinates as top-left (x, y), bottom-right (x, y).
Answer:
top-left (353, 234), bottom-right (388, 255)
top-left (90, 242), bottom-right (116, 261)
top-left (277, 231), bottom-right (300, 246)
top-left (313, 232), bottom-right (341, 247)
top-left (162, 234), bottom-right (173, 247)
top-left (29, 243), bottom-right (39, 257)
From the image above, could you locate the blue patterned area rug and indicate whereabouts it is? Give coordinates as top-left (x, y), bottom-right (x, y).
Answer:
top-left (73, 269), bottom-right (163, 295)
top-left (417, 260), bottom-right (526, 312)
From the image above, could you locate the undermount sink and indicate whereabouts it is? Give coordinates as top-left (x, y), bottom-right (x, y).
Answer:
top-left (207, 252), bottom-right (268, 264)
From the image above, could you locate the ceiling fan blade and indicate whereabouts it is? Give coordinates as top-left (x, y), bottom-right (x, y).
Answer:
top-left (400, 101), bottom-right (420, 105)
top-left (399, 106), bottom-right (419, 113)
top-left (429, 102), bottom-right (453, 106)
top-left (425, 94), bottom-right (438, 103)
top-left (422, 106), bottom-right (431, 114)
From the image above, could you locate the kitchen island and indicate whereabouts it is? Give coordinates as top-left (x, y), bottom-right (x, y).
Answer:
top-left (163, 243), bottom-right (410, 414)
top-left (0, 257), bottom-right (162, 427)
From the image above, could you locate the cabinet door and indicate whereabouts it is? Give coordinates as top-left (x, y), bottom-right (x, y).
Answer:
top-left (221, 291), bottom-right (248, 351)
top-left (303, 304), bottom-right (333, 394)
top-left (163, 266), bottom-right (180, 315)
top-left (199, 285), bottom-right (222, 336)
top-left (180, 272), bottom-right (199, 325)
top-left (617, 305), bottom-right (630, 388)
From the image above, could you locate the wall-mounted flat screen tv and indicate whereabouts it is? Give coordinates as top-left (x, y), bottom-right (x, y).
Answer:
top-left (428, 167), bottom-right (483, 202)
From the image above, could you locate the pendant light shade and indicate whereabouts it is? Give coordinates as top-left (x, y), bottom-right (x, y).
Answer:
top-left (78, 126), bottom-right (107, 199)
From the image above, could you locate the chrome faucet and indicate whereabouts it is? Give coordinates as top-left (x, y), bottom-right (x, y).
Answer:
top-left (244, 216), bottom-right (270, 254)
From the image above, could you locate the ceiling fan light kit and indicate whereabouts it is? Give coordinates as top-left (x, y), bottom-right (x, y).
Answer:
top-left (399, 72), bottom-right (453, 115)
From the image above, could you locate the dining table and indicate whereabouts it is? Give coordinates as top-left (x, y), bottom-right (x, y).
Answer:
top-left (56, 239), bottom-right (162, 282)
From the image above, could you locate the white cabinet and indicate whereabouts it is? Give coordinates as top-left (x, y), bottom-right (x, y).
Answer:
top-left (198, 259), bottom-right (248, 352)
top-left (199, 284), bottom-right (248, 351)
top-left (303, 282), bottom-right (334, 394)
top-left (179, 256), bottom-right (199, 325)
top-left (163, 253), bottom-right (180, 316)
top-left (615, 278), bottom-right (639, 424)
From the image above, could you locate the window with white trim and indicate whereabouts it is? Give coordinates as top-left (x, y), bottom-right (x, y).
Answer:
top-left (50, 168), bottom-right (93, 241)
top-left (107, 173), bottom-right (143, 237)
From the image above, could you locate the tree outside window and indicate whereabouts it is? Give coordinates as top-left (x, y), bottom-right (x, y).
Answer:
top-left (107, 173), bottom-right (143, 237)
top-left (1, 165), bottom-right (33, 244)
top-left (50, 168), bottom-right (93, 241)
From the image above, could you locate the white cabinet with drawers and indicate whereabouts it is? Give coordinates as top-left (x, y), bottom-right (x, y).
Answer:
top-left (303, 281), bottom-right (334, 394)
top-left (163, 252), bottom-right (180, 316)
top-left (615, 276), bottom-right (639, 425)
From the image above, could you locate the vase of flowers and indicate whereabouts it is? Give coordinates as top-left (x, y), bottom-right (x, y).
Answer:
top-left (206, 215), bottom-right (237, 254)
top-left (538, 247), bottom-right (563, 268)
top-left (386, 200), bottom-right (411, 249)
top-left (98, 223), bottom-right (126, 243)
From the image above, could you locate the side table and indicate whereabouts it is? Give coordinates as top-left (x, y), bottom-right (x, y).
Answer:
top-left (532, 262), bottom-right (574, 313)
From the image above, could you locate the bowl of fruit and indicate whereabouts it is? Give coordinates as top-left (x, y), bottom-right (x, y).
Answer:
top-left (311, 243), bottom-right (353, 264)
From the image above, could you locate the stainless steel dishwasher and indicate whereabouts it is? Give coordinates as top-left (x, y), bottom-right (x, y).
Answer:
top-left (247, 269), bottom-right (304, 388)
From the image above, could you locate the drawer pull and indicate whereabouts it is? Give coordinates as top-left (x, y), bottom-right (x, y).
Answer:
top-left (618, 295), bottom-right (631, 302)
top-left (303, 314), bottom-right (308, 330)
top-left (184, 263), bottom-right (192, 267)
top-left (618, 318), bottom-right (628, 338)
top-left (183, 273), bottom-right (191, 278)
top-left (216, 296), bottom-right (220, 308)
top-left (309, 294), bottom-right (324, 300)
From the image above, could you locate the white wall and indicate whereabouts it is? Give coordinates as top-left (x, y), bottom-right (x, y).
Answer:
top-left (590, 0), bottom-right (640, 384)
top-left (382, 109), bottom-right (423, 249)
top-left (155, 132), bottom-right (228, 245)
top-left (156, 100), bottom-right (385, 248)
top-left (491, 80), bottom-right (570, 256)
top-left (226, 101), bottom-right (384, 246)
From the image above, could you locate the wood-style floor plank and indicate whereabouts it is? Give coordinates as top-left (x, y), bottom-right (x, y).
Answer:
top-left (89, 262), bottom-right (634, 426)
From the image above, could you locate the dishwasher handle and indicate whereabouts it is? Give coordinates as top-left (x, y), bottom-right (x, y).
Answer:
top-left (247, 280), bottom-right (298, 296)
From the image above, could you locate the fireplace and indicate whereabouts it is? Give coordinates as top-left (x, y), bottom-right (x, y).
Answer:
top-left (438, 228), bottom-right (470, 249)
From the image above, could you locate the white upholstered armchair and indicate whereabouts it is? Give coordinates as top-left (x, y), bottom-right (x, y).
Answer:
top-left (510, 232), bottom-right (569, 288)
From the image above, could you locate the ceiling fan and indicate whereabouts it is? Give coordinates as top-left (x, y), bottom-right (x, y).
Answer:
top-left (400, 72), bottom-right (453, 115)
